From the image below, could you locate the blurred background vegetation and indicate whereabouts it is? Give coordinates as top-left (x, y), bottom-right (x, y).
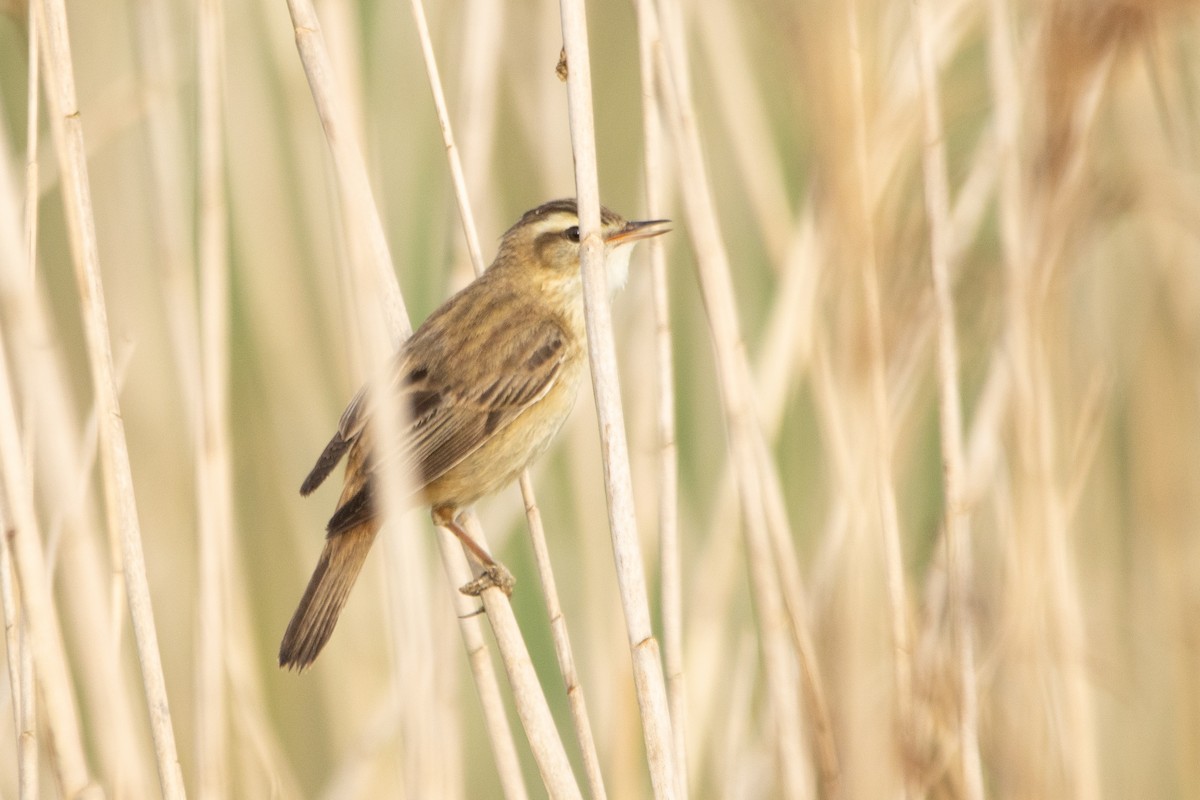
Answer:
top-left (2, 0), bottom-right (1200, 797)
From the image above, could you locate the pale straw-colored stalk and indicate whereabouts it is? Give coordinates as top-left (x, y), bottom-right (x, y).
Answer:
top-left (963, 361), bottom-right (1012, 506)
top-left (407, 0), bottom-right (485, 274)
top-left (332, 7), bottom-right (451, 787)
top-left (196, 0), bottom-right (232, 794)
top-left (0, 309), bottom-right (94, 798)
top-left (805, 340), bottom-right (862, 618)
top-left (844, 10), bottom-right (915, 785)
top-left (689, 8), bottom-right (842, 788)
top-left (715, 638), bottom-right (757, 795)
top-left (14, 12), bottom-right (40, 793)
top-left (518, 469), bottom-right (607, 798)
top-left (988, 3), bottom-right (1104, 796)
top-left (695, 0), bottom-right (793, 267)
top-left (0, 513), bottom-right (36, 799)
top-left (459, 513), bottom-right (583, 799)
top-left (911, 0), bottom-right (984, 796)
top-left (634, 0), bottom-right (687, 791)
top-left (3, 117), bottom-right (148, 796)
top-left (409, 0), bottom-right (595, 793)
top-left (285, 0), bottom-right (411, 346)
top-left (645, 3), bottom-right (810, 795)
top-left (410, 0), bottom-right (601, 792)
top-left (672, 209), bottom-right (839, 795)
top-left (434, 529), bottom-right (530, 800)
top-left (287, 2), bottom-right (579, 793)
top-left (0, 0), bottom-right (1194, 795)
top-left (36, 0), bottom-right (185, 793)
top-left (317, 689), bottom-right (407, 798)
top-left (559, 0), bottom-right (680, 796)
top-left (753, 213), bottom-right (821, 427)
top-left (24, 0), bottom-right (39, 289)
top-left (131, 0), bottom-right (299, 792)
top-left (16, 567), bottom-right (34, 800)
top-left (754, 430), bottom-right (842, 797)
top-left (652, 64), bottom-right (811, 800)
top-left (453, 0), bottom-right (504, 257)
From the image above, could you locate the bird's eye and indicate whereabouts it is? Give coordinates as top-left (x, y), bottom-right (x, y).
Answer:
top-left (564, 226), bottom-right (580, 243)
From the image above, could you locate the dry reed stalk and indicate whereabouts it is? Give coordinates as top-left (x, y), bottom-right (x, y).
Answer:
top-left (343, 6), bottom-right (454, 788)
top-left (408, 0), bottom-right (485, 275)
top-left (695, 0), bottom-right (794, 268)
top-left (729, 137), bottom-right (815, 800)
top-left (752, 214), bottom-right (821, 428)
top-left (418, 1), bottom-right (603, 791)
top-left (288, 2), bottom-right (580, 793)
top-left (0, 511), bottom-right (36, 800)
top-left (453, 0), bottom-right (504, 255)
top-left (988, 3), bottom-right (1102, 796)
top-left (2, 127), bottom-right (149, 789)
top-left (517, 471), bottom-right (608, 799)
top-left (842, 131), bottom-right (992, 407)
top-left (285, 0), bottom-right (411, 345)
top-left (559, 0), bottom-right (681, 796)
top-left (392, 530), bottom-right (457, 798)
top-left (23, 0), bottom-right (38, 290)
top-left (0, 317), bottom-right (93, 797)
top-left (16, 574), bottom-right (34, 800)
top-left (129, 0), bottom-right (301, 793)
top-left (317, 688), bottom-right (405, 798)
top-left (433, 530), bottom-right (530, 800)
top-left (805, 331), bottom-right (856, 602)
top-left (335, 213), bottom-right (456, 797)
top-left (755, 432), bottom-right (842, 797)
top-left (1062, 374), bottom-right (1108, 520)
top-left (645, 2), bottom-right (817, 795)
top-left (634, 0), bottom-right (688, 790)
top-left (654, 59), bottom-right (840, 794)
top-left (455, 510), bottom-right (583, 799)
top-left (673, 481), bottom-right (742, 768)
top-left (911, 0), bottom-right (985, 796)
top-left (963, 362), bottom-right (1012, 506)
top-left (1043, 96), bottom-right (1106, 800)
top-left (692, 7), bottom-right (843, 788)
top-left (195, 0), bottom-right (231, 796)
top-left (657, 453), bottom-right (739, 786)
top-left (12, 14), bottom-right (40, 794)
top-left (320, 0), bottom-right (368, 153)
top-left (712, 637), bottom-right (756, 794)
top-left (35, 0), bottom-right (186, 794)
top-left (408, 3), bottom-right (605, 791)
top-left (667, 205), bottom-right (827, 791)
top-left (843, 10), bottom-right (916, 788)
top-left (1033, 19), bottom-right (1112, 800)
top-left (683, 207), bottom-right (840, 794)
top-left (1, 0), bottom-right (1190, 793)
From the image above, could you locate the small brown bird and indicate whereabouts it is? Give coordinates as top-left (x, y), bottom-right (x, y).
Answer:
top-left (279, 199), bottom-right (669, 670)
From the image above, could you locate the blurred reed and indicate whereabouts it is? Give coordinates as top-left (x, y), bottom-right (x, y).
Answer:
top-left (1, 0), bottom-right (1199, 797)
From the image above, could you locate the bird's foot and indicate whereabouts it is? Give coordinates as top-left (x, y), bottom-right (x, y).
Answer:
top-left (460, 562), bottom-right (516, 598)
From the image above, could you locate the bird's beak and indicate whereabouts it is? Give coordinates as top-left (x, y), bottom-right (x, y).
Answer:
top-left (606, 219), bottom-right (672, 245)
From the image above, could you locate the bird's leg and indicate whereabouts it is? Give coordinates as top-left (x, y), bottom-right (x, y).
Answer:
top-left (431, 506), bottom-right (515, 597)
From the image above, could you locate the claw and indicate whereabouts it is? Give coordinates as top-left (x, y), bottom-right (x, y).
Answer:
top-left (460, 563), bottom-right (516, 597)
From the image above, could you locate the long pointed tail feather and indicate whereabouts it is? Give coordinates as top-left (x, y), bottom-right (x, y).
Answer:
top-left (300, 431), bottom-right (352, 496)
top-left (279, 522), bottom-right (378, 670)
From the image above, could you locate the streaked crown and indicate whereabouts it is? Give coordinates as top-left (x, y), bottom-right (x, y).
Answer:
top-left (491, 198), bottom-right (669, 283)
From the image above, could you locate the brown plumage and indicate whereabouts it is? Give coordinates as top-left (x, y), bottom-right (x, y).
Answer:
top-left (279, 199), bottom-right (669, 670)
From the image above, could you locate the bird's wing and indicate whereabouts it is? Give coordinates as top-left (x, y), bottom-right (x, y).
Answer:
top-left (394, 318), bottom-right (568, 482)
top-left (318, 313), bottom-right (571, 535)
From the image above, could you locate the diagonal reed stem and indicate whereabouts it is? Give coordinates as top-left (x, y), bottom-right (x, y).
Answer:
top-left (36, 0), bottom-right (186, 794)
top-left (559, 0), bottom-right (680, 796)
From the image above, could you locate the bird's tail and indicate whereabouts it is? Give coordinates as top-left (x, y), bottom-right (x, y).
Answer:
top-left (279, 521), bottom-right (378, 671)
